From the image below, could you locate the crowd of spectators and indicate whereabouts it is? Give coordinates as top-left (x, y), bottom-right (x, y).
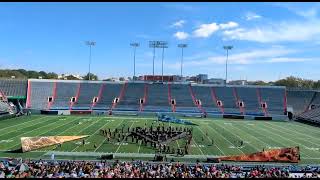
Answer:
top-left (0, 158), bottom-right (319, 178)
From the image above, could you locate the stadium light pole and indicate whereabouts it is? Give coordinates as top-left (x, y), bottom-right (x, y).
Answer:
top-left (178, 44), bottom-right (187, 81)
top-left (85, 41), bottom-right (96, 81)
top-left (149, 41), bottom-right (157, 80)
top-left (159, 41), bottom-right (168, 83)
top-left (130, 42), bottom-right (139, 81)
top-left (223, 45), bottom-right (233, 86)
top-left (149, 41), bottom-right (168, 82)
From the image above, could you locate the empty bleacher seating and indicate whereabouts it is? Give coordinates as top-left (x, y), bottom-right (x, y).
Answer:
top-left (170, 84), bottom-right (199, 113)
top-left (28, 80), bottom-right (54, 110)
top-left (260, 87), bottom-right (285, 115)
top-left (26, 79), bottom-right (287, 118)
top-left (286, 90), bottom-right (315, 115)
top-left (0, 79), bottom-right (27, 98)
top-left (94, 83), bottom-right (123, 110)
top-left (73, 82), bottom-right (101, 109)
top-left (114, 82), bottom-right (145, 111)
top-left (143, 83), bottom-right (171, 112)
top-left (50, 81), bottom-right (78, 109)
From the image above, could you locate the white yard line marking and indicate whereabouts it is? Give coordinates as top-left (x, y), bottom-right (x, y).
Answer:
top-left (94, 119), bottom-right (125, 152)
top-left (253, 123), bottom-right (312, 158)
top-left (237, 122), bottom-right (312, 158)
top-left (7, 117), bottom-right (82, 150)
top-left (115, 121), bottom-right (135, 153)
top-left (233, 124), bottom-right (272, 148)
top-left (191, 132), bottom-right (205, 156)
top-left (261, 123), bottom-right (320, 157)
top-left (0, 116), bottom-right (53, 136)
top-left (138, 118), bottom-right (147, 153)
top-left (213, 122), bottom-right (260, 152)
top-left (197, 125), bottom-right (225, 156)
top-left (206, 125), bottom-right (245, 155)
top-left (266, 122), bottom-right (320, 146)
top-left (289, 122), bottom-right (320, 135)
top-left (0, 116), bottom-right (48, 132)
top-left (38, 117), bottom-right (94, 158)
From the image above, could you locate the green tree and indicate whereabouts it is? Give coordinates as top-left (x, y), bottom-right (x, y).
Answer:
top-left (83, 73), bottom-right (98, 80)
top-left (46, 72), bottom-right (58, 79)
top-left (65, 75), bottom-right (80, 80)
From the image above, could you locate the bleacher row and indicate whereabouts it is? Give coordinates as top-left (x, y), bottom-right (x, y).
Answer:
top-left (26, 79), bottom-right (287, 116)
top-left (0, 79), bottom-right (27, 98)
top-left (296, 106), bottom-right (320, 124)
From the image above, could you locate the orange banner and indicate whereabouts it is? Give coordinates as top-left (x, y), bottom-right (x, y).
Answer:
top-left (219, 147), bottom-right (300, 163)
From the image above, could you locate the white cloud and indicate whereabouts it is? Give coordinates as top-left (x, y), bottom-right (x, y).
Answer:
top-left (165, 47), bottom-right (312, 68)
top-left (219, 21), bottom-right (239, 29)
top-left (173, 31), bottom-right (189, 40)
top-left (193, 22), bottom-right (220, 38)
top-left (266, 57), bottom-right (314, 63)
top-left (223, 19), bottom-right (320, 43)
top-left (192, 21), bottom-right (238, 38)
top-left (245, 12), bottom-right (262, 21)
top-left (171, 20), bottom-right (186, 28)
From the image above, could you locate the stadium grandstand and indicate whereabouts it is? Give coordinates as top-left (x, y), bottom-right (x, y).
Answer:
top-left (1, 3), bottom-right (320, 178)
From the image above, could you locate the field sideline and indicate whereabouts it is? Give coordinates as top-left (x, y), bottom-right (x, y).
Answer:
top-left (0, 115), bottom-right (320, 164)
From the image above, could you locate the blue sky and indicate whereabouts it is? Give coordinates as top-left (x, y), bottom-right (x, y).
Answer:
top-left (1, 2), bottom-right (320, 81)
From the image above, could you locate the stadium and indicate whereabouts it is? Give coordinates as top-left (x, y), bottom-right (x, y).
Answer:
top-left (0, 77), bottom-right (320, 178)
top-left (1, 2), bottom-right (320, 178)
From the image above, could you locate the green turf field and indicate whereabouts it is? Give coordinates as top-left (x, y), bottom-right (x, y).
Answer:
top-left (0, 115), bottom-right (320, 164)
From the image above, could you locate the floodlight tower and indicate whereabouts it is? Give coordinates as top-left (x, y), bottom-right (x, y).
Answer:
top-left (85, 41), bottom-right (96, 81)
top-left (130, 42), bottom-right (140, 81)
top-left (149, 41), bottom-right (158, 78)
top-left (178, 44), bottom-right (187, 80)
top-left (158, 41), bottom-right (168, 82)
top-left (149, 41), bottom-right (168, 82)
top-left (223, 45), bottom-right (233, 86)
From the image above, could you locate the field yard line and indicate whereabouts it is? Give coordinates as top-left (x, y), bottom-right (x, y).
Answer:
top-left (0, 116), bottom-right (51, 134)
top-left (37, 117), bottom-right (94, 158)
top-left (94, 119), bottom-right (125, 152)
top-left (261, 123), bottom-right (320, 156)
top-left (67, 118), bottom-right (106, 152)
top-left (71, 117), bottom-right (114, 152)
top-left (115, 121), bottom-right (135, 153)
top-left (254, 124), bottom-right (312, 158)
top-left (0, 117), bottom-right (56, 138)
top-left (191, 130), bottom-right (205, 156)
top-left (238, 122), bottom-right (312, 158)
top-left (7, 116), bottom-right (82, 150)
top-left (213, 122), bottom-right (260, 152)
top-left (196, 125), bottom-right (225, 156)
top-left (206, 125), bottom-right (245, 155)
top-left (233, 123), bottom-right (272, 147)
top-left (138, 118), bottom-right (148, 153)
top-left (101, 116), bottom-right (155, 120)
top-left (266, 122), bottom-right (320, 146)
top-left (289, 122), bottom-right (320, 135)
top-left (6, 116), bottom-right (64, 141)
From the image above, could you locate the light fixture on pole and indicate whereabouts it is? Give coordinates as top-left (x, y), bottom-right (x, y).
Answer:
top-left (149, 41), bottom-right (168, 82)
top-left (178, 44), bottom-right (187, 81)
top-left (130, 42), bottom-right (139, 81)
top-left (85, 41), bottom-right (96, 81)
top-left (223, 45), bottom-right (233, 86)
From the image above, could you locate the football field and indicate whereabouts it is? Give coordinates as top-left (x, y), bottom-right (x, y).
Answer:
top-left (0, 115), bottom-right (320, 164)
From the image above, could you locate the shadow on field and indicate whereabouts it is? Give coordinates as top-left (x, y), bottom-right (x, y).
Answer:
top-left (6, 148), bottom-right (23, 153)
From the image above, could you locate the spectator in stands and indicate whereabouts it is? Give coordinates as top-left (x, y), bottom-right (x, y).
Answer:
top-left (0, 158), bottom-right (319, 178)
